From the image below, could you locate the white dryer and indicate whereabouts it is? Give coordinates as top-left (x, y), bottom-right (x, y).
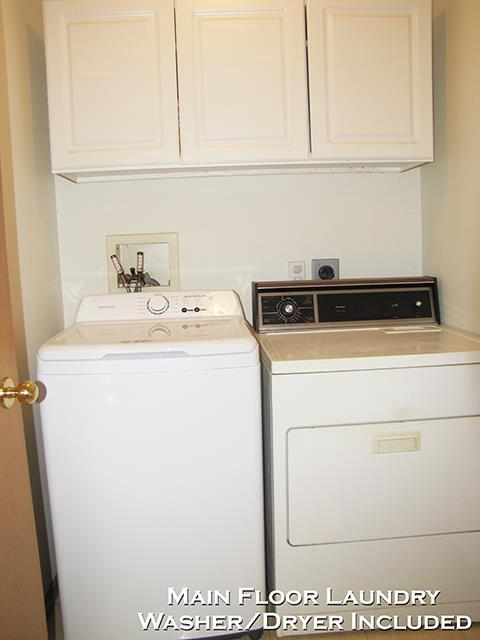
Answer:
top-left (253, 277), bottom-right (480, 634)
top-left (38, 290), bottom-right (265, 640)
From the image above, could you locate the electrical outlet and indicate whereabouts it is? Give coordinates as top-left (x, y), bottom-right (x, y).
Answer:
top-left (311, 258), bottom-right (340, 280)
top-left (288, 260), bottom-right (306, 280)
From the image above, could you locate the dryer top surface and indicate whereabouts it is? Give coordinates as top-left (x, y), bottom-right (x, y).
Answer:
top-left (258, 325), bottom-right (480, 374)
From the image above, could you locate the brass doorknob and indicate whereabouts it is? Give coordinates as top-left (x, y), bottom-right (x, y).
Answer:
top-left (0, 377), bottom-right (39, 409)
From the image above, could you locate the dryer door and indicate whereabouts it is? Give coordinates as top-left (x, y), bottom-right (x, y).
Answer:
top-left (287, 416), bottom-right (480, 545)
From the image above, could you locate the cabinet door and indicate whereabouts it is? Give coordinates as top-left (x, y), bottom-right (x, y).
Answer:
top-left (43, 0), bottom-right (179, 171)
top-left (175, 0), bottom-right (310, 163)
top-left (306, 0), bottom-right (433, 161)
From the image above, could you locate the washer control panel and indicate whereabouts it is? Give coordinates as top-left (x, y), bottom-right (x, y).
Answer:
top-left (75, 290), bottom-right (244, 323)
top-left (145, 293), bottom-right (209, 316)
top-left (252, 277), bottom-right (440, 332)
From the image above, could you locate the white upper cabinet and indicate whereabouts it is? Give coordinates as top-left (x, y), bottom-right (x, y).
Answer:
top-left (43, 0), bottom-right (179, 171)
top-left (174, 0), bottom-right (310, 163)
top-left (306, 0), bottom-right (433, 162)
top-left (42, 0), bottom-right (433, 178)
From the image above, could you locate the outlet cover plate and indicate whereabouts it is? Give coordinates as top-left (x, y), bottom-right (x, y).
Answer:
top-left (311, 258), bottom-right (340, 280)
top-left (288, 260), bottom-right (306, 280)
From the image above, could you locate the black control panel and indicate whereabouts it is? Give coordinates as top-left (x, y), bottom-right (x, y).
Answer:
top-left (261, 294), bottom-right (315, 327)
top-left (252, 277), bottom-right (440, 332)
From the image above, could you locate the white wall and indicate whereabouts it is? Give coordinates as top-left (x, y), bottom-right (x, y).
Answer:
top-left (55, 169), bottom-right (423, 324)
top-left (0, 0), bottom-right (63, 590)
top-left (421, 0), bottom-right (480, 332)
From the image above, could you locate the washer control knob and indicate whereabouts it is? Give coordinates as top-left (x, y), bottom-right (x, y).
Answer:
top-left (278, 299), bottom-right (298, 319)
top-left (147, 294), bottom-right (169, 315)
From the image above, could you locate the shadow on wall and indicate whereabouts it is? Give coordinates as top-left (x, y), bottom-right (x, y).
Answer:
top-left (421, 6), bottom-right (446, 311)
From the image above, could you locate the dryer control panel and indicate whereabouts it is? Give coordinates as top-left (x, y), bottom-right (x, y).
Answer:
top-left (252, 277), bottom-right (440, 332)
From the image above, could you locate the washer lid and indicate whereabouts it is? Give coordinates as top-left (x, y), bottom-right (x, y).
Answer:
top-left (259, 325), bottom-right (480, 373)
top-left (38, 316), bottom-right (257, 362)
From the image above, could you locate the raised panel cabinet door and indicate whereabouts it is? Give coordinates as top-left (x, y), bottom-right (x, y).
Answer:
top-left (175, 0), bottom-right (310, 163)
top-left (43, 0), bottom-right (179, 171)
top-left (306, 0), bottom-right (433, 161)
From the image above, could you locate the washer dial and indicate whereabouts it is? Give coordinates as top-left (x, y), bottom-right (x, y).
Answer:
top-left (147, 294), bottom-right (169, 315)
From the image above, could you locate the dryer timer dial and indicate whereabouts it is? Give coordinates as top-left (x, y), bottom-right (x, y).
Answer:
top-left (147, 294), bottom-right (169, 315)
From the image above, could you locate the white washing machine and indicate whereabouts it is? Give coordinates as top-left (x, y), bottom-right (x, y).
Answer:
top-left (38, 290), bottom-right (265, 640)
top-left (253, 277), bottom-right (480, 634)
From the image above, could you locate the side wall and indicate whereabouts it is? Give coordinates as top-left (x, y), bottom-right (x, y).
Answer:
top-left (421, 0), bottom-right (480, 332)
